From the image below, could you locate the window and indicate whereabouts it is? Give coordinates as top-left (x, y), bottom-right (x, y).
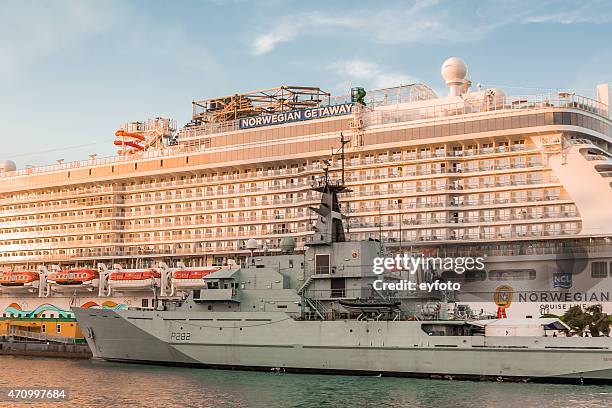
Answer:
top-left (315, 254), bottom-right (330, 274)
top-left (591, 262), bottom-right (608, 278)
top-left (489, 269), bottom-right (536, 281)
top-left (56, 324), bottom-right (61, 333)
top-left (465, 270), bottom-right (487, 282)
top-left (330, 278), bottom-right (346, 298)
top-left (41, 324), bottom-right (46, 333)
top-left (142, 298), bottom-right (149, 308)
top-left (441, 270), bottom-right (486, 282)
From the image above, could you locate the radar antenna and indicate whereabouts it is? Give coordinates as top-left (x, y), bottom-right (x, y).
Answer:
top-left (332, 132), bottom-right (351, 186)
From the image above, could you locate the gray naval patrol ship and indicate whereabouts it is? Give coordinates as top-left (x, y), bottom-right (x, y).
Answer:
top-left (74, 164), bottom-right (612, 384)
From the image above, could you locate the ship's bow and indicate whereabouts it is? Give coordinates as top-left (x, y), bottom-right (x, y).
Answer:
top-left (72, 307), bottom-right (198, 365)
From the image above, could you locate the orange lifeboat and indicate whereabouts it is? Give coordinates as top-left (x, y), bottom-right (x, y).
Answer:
top-left (0, 271), bottom-right (40, 292)
top-left (170, 267), bottom-right (221, 293)
top-left (47, 268), bottom-right (99, 292)
top-left (108, 269), bottom-right (160, 291)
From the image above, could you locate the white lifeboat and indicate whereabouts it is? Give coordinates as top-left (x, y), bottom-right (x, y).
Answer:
top-left (47, 268), bottom-right (99, 293)
top-left (108, 268), bottom-right (160, 292)
top-left (170, 266), bottom-right (221, 294)
top-left (0, 271), bottom-right (40, 293)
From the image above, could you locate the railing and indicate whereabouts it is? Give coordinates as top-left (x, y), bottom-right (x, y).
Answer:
top-left (347, 211), bottom-right (578, 230)
top-left (0, 227), bottom-right (115, 240)
top-left (387, 229), bottom-right (580, 243)
top-left (0, 90), bottom-right (607, 182)
top-left (2, 242), bottom-right (299, 261)
top-left (0, 219), bottom-right (582, 253)
top-left (0, 213), bottom-right (119, 228)
top-left (0, 186), bottom-right (119, 205)
top-left (0, 200), bottom-right (116, 217)
top-left (5, 238), bottom-right (610, 263)
top-left (0, 193), bottom-right (573, 232)
top-left (7, 327), bottom-right (80, 344)
top-left (121, 229), bottom-right (302, 244)
top-left (0, 155), bottom-right (549, 215)
top-left (0, 147), bottom-right (544, 209)
top-left (121, 195), bottom-right (313, 207)
top-left (407, 242), bottom-right (612, 258)
top-left (304, 297), bottom-right (327, 320)
top-left (363, 93), bottom-right (608, 129)
top-left (303, 288), bottom-right (366, 301)
top-left (0, 238), bottom-right (115, 251)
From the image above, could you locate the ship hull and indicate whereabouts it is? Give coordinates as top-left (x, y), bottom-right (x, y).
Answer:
top-left (73, 307), bottom-right (612, 384)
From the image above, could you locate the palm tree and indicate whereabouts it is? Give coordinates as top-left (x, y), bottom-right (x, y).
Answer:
top-left (561, 305), bottom-right (610, 337)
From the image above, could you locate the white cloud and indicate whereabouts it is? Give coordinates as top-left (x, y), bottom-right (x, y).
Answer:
top-left (250, 0), bottom-right (612, 54)
top-left (330, 59), bottom-right (416, 90)
top-left (523, 4), bottom-right (612, 24)
top-left (253, 32), bottom-right (291, 56)
top-left (250, 0), bottom-right (485, 55)
top-left (251, 12), bottom-right (354, 55)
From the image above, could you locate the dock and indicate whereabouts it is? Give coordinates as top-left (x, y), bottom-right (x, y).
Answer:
top-left (0, 340), bottom-right (92, 359)
top-left (1, 327), bottom-right (91, 359)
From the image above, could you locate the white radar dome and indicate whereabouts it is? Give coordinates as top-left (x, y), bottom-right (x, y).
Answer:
top-left (0, 160), bottom-right (16, 173)
top-left (441, 57), bottom-right (468, 82)
top-left (246, 238), bottom-right (258, 251)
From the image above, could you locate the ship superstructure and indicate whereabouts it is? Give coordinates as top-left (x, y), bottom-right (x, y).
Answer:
top-left (0, 58), bottom-right (611, 318)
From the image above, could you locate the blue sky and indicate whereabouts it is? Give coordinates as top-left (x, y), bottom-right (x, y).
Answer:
top-left (1, 0), bottom-right (611, 167)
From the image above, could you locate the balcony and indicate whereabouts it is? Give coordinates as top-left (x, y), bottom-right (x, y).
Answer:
top-left (0, 186), bottom-right (119, 205)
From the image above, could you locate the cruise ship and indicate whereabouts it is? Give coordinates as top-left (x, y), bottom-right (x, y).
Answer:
top-left (1, 57), bottom-right (611, 320)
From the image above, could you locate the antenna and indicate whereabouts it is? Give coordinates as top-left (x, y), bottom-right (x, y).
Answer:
top-left (332, 132), bottom-right (350, 186)
top-left (346, 192), bottom-right (351, 236)
top-left (378, 204), bottom-right (383, 253)
top-left (322, 159), bottom-right (331, 186)
top-left (398, 199), bottom-right (402, 253)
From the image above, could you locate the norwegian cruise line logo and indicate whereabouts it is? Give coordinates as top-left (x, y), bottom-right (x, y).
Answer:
top-left (554, 244), bottom-right (587, 290)
top-left (552, 273), bottom-right (573, 289)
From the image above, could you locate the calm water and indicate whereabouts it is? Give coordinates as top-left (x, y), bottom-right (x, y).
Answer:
top-left (0, 356), bottom-right (611, 408)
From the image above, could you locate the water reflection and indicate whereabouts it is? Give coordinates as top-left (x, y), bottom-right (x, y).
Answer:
top-left (0, 356), bottom-right (610, 408)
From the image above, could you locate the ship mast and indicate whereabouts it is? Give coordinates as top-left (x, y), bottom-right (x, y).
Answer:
top-left (335, 132), bottom-right (350, 186)
top-left (308, 135), bottom-right (352, 245)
